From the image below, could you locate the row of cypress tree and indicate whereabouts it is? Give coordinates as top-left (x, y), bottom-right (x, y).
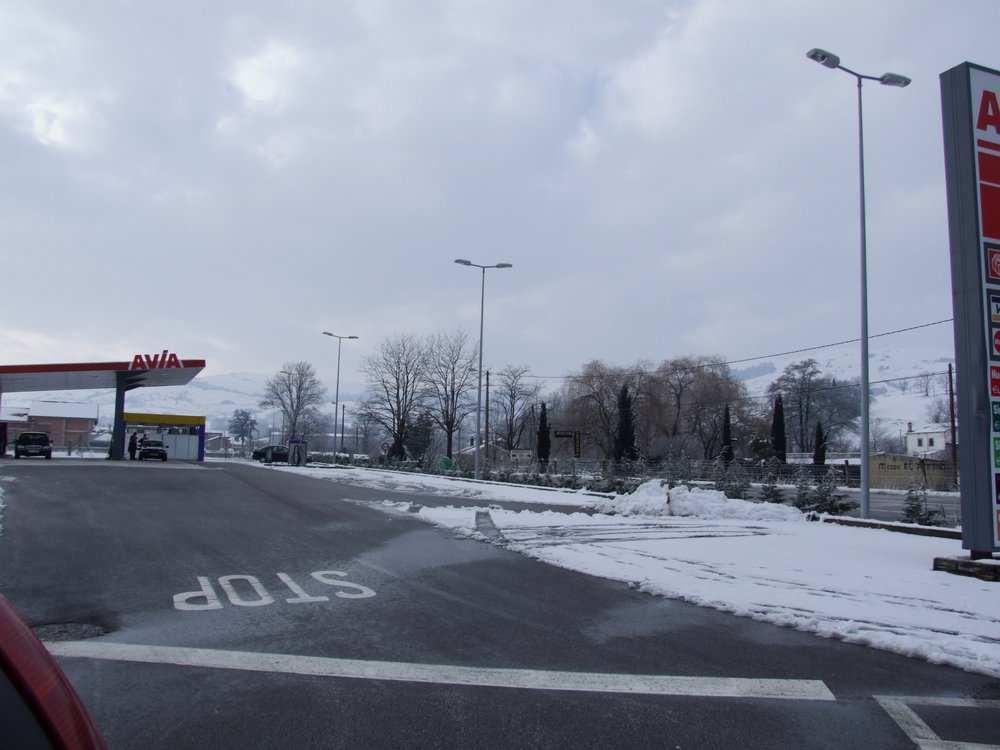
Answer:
top-left (536, 392), bottom-right (829, 466)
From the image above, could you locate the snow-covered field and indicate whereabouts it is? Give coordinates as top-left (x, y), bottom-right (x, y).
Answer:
top-left (268, 464), bottom-right (1000, 678)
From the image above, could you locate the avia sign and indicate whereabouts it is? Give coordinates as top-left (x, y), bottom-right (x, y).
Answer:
top-left (942, 62), bottom-right (1000, 555)
top-left (130, 350), bottom-right (185, 370)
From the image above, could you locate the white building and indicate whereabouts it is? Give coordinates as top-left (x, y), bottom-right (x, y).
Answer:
top-left (905, 422), bottom-right (953, 458)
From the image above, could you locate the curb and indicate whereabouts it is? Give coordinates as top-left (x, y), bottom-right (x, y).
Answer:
top-left (821, 516), bottom-right (961, 540)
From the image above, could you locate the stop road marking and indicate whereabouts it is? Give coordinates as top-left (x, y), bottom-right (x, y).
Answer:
top-left (174, 570), bottom-right (376, 611)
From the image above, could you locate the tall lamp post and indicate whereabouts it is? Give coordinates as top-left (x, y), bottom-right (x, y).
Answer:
top-left (322, 331), bottom-right (359, 454)
top-left (454, 258), bottom-right (513, 480)
top-left (806, 48), bottom-right (909, 519)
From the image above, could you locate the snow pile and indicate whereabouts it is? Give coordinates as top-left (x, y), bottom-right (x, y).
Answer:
top-left (594, 480), bottom-right (804, 523)
top-left (667, 484), bottom-right (805, 522)
top-left (592, 479), bottom-right (670, 515)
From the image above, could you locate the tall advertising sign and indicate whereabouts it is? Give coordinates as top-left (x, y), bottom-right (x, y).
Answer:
top-left (941, 63), bottom-right (1000, 556)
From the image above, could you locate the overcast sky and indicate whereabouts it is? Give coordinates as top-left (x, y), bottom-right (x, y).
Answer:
top-left (2, 1), bottom-right (997, 395)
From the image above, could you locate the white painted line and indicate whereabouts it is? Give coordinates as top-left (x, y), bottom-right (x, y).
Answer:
top-left (875, 695), bottom-right (1000, 750)
top-left (874, 696), bottom-right (939, 743)
top-left (47, 641), bottom-right (835, 701)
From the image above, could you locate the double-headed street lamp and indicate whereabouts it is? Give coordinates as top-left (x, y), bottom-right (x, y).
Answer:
top-left (806, 48), bottom-right (910, 519)
top-left (455, 258), bottom-right (513, 480)
top-left (322, 331), bottom-right (359, 452)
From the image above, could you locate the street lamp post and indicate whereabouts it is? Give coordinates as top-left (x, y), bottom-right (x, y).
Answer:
top-left (454, 258), bottom-right (513, 480)
top-left (322, 332), bottom-right (359, 455)
top-left (807, 48), bottom-right (909, 519)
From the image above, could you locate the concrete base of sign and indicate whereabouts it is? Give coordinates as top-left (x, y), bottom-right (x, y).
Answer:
top-left (933, 555), bottom-right (1000, 582)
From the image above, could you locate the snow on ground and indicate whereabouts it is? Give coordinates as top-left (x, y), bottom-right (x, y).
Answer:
top-left (264, 464), bottom-right (598, 505)
top-left (265, 464), bottom-right (1000, 678)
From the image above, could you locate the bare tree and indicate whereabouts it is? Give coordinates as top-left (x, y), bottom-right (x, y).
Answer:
top-left (358, 333), bottom-right (428, 459)
top-left (871, 417), bottom-right (906, 454)
top-left (766, 359), bottom-right (861, 453)
top-left (423, 330), bottom-right (478, 458)
top-left (767, 359), bottom-right (822, 452)
top-left (627, 359), bottom-right (659, 455)
top-left (916, 372), bottom-right (936, 397)
top-left (493, 365), bottom-right (541, 452)
top-left (259, 362), bottom-right (327, 440)
top-left (353, 412), bottom-right (382, 456)
top-left (925, 396), bottom-right (951, 425)
top-left (684, 361), bottom-right (746, 459)
top-left (659, 357), bottom-right (700, 437)
top-left (562, 360), bottom-right (626, 458)
top-left (641, 355), bottom-right (744, 459)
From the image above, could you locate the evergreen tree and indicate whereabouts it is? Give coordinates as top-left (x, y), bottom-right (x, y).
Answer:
top-left (793, 466), bottom-right (813, 510)
top-left (613, 385), bottom-right (637, 463)
top-left (403, 410), bottom-right (435, 463)
top-left (760, 459), bottom-right (785, 503)
top-left (812, 421), bottom-right (827, 465)
top-left (902, 479), bottom-right (949, 526)
top-left (228, 409), bottom-right (257, 449)
top-left (810, 468), bottom-right (857, 515)
top-left (722, 461), bottom-right (750, 499)
top-left (667, 453), bottom-right (693, 486)
top-left (536, 402), bottom-right (551, 467)
top-left (720, 403), bottom-right (734, 466)
top-left (771, 395), bottom-right (787, 463)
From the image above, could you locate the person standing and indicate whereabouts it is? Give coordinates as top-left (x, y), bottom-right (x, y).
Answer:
top-left (128, 432), bottom-right (138, 460)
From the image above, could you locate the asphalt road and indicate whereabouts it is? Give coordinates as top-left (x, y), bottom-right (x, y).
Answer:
top-left (0, 459), bottom-right (996, 749)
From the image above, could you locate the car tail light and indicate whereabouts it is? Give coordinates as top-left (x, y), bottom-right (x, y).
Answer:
top-left (0, 595), bottom-right (107, 749)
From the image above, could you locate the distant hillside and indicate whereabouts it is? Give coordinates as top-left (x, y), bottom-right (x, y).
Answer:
top-left (9, 372), bottom-right (346, 433)
top-left (738, 345), bottom-right (954, 431)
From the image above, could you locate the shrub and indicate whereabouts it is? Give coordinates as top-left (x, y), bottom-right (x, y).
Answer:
top-left (902, 480), bottom-right (949, 526)
top-left (810, 468), bottom-right (857, 516)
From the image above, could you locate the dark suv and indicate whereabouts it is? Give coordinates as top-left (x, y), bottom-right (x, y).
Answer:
top-left (14, 432), bottom-right (52, 459)
top-left (138, 439), bottom-right (168, 461)
top-left (252, 445), bottom-right (288, 463)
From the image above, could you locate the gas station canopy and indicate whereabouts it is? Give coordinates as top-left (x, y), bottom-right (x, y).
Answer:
top-left (0, 355), bottom-right (206, 460)
top-left (0, 358), bottom-right (206, 393)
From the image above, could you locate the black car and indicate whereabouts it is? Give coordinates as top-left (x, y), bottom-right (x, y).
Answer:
top-left (252, 445), bottom-right (289, 462)
top-left (13, 432), bottom-right (52, 459)
top-left (138, 439), bottom-right (168, 461)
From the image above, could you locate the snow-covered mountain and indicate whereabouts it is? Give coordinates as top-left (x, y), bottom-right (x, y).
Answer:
top-left (735, 344), bottom-right (954, 432)
top-left (8, 372), bottom-right (347, 433)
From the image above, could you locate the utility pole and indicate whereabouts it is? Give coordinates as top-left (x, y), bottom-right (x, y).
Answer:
top-left (948, 363), bottom-right (958, 490)
top-left (485, 370), bottom-right (491, 470)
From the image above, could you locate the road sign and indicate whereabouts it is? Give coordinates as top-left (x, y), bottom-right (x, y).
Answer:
top-left (554, 430), bottom-right (573, 438)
